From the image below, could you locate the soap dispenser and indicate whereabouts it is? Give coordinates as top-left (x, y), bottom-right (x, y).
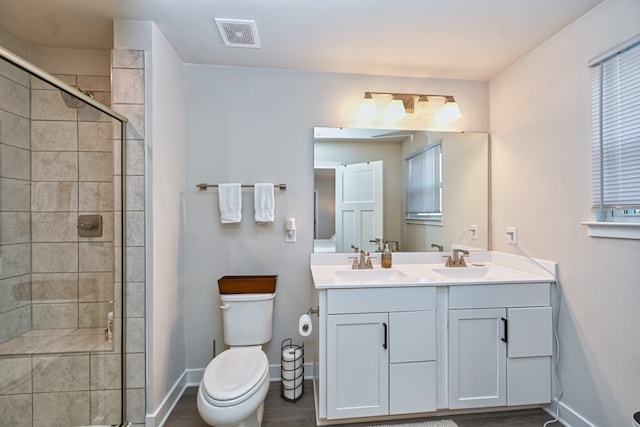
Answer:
top-left (381, 243), bottom-right (392, 268)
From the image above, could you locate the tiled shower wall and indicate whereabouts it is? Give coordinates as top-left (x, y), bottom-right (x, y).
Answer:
top-left (0, 58), bottom-right (32, 342)
top-left (30, 73), bottom-right (115, 332)
top-left (111, 49), bottom-right (147, 426)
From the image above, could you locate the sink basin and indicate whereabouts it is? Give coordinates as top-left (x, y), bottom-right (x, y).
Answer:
top-left (431, 265), bottom-right (519, 279)
top-left (432, 267), bottom-right (491, 278)
top-left (333, 269), bottom-right (410, 282)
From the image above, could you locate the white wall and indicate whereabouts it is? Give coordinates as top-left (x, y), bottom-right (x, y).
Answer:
top-left (148, 24), bottom-right (187, 413)
top-left (183, 65), bottom-right (489, 370)
top-left (490, 1), bottom-right (640, 426)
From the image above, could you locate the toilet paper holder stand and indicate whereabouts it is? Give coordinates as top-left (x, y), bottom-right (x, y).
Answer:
top-left (280, 338), bottom-right (304, 403)
top-left (307, 306), bottom-right (319, 316)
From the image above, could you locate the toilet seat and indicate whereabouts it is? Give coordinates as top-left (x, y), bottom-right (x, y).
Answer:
top-left (201, 347), bottom-right (269, 407)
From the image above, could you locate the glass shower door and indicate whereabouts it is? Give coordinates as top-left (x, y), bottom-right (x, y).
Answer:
top-left (0, 52), bottom-right (126, 426)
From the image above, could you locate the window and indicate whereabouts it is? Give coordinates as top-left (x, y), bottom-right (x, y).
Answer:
top-left (405, 142), bottom-right (442, 220)
top-left (590, 37), bottom-right (640, 222)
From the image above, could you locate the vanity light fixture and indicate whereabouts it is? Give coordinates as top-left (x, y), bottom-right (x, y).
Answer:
top-left (359, 92), bottom-right (462, 123)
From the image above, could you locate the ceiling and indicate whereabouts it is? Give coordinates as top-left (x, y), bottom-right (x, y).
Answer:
top-left (0, 0), bottom-right (603, 81)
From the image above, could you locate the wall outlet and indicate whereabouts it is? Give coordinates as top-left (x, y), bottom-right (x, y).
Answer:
top-left (506, 226), bottom-right (518, 245)
top-left (285, 229), bottom-right (297, 243)
top-left (470, 225), bottom-right (478, 240)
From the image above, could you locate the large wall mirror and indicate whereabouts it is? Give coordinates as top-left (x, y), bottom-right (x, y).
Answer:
top-left (313, 127), bottom-right (489, 253)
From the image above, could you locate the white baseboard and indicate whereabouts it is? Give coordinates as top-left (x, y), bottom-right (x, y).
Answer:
top-left (146, 371), bottom-right (188, 427)
top-left (184, 363), bottom-right (315, 386)
top-left (543, 400), bottom-right (597, 427)
top-left (186, 367), bottom-right (205, 386)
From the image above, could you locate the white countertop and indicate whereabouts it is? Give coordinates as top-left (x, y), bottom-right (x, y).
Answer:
top-left (310, 251), bottom-right (556, 289)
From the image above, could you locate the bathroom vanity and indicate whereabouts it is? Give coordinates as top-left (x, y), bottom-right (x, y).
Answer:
top-left (310, 251), bottom-right (556, 425)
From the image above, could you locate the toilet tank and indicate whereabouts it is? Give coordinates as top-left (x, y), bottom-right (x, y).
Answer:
top-left (220, 293), bottom-right (275, 346)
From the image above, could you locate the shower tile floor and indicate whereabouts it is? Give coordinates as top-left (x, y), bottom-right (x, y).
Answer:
top-left (0, 328), bottom-right (112, 355)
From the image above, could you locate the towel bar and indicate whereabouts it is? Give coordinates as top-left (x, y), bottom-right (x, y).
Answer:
top-left (196, 183), bottom-right (287, 191)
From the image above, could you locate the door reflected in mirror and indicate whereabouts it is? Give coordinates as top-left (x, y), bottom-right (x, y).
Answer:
top-left (313, 127), bottom-right (489, 253)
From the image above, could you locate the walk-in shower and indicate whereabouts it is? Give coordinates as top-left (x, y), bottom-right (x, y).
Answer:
top-left (0, 46), bottom-right (128, 426)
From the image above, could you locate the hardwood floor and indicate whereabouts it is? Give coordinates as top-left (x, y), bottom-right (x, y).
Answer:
top-left (164, 381), bottom-right (559, 427)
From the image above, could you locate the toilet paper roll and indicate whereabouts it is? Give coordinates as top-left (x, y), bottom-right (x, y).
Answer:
top-left (282, 347), bottom-right (303, 362)
top-left (282, 375), bottom-right (303, 400)
top-left (298, 314), bottom-right (312, 337)
top-left (282, 348), bottom-right (303, 375)
top-left (282, 366), bottom-right (303, 381)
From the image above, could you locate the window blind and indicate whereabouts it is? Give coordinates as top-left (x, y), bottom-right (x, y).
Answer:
top-left (405, 143), bottom-right (442, 218)
top-left (591, 40), bottom-right (640, 209)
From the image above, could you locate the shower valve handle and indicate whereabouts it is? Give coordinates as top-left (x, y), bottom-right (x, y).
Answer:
top-left (77, 221), bottom-right (97, 230)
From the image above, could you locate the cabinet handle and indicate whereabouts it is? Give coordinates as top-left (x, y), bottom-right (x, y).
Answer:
top-left (383, 322), bottom-right (388, 349)
top-left (501, 317), bottom-right (508, 343)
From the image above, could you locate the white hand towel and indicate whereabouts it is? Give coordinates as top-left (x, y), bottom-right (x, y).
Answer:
top-left (254, 183), bottom-right (275, 223)
top-left (218, 183), bottom-right (242, 223)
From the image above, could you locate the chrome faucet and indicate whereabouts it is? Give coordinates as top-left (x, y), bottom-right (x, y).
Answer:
top-left (444, 248), bottom-right (469, 267)
top-left (369, 238), bottom-right (383, 252)
top-left (349, 250), bottom-right (374, 269)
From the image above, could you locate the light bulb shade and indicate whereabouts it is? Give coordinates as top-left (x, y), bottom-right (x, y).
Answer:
top-left (372, 93), bottom-right (393, 112)
top-left (386, 98), bottom-right (406, 120)
top-left (358, 96), bottom-right (377, 121)
top-left (437, 100), bottom-right (462, 122)
top-left (427, 96), bottom-right (447, 110)
top-left (416, 96), bottom-right (433, 116)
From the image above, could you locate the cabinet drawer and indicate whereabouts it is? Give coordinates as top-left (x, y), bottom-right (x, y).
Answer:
top-left (327, 287), bottom-right (436, 314)
top-left (449, 283), bottom-right (550, 309)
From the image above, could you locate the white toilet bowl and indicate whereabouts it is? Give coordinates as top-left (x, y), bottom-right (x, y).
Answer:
top-left (197, 347), bottom-right (270, 427)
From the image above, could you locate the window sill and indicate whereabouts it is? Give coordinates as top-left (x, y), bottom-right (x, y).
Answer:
top-left (581, 221), bottom-right (640, 240)
top-left (406, 218), bottom-right (443, 226)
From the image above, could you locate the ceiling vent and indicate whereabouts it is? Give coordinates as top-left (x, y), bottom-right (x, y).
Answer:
top-left (214, 18), bottom-right (260, 48)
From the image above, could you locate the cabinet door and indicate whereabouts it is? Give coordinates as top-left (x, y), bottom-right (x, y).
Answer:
top-left (507, 357), bottom-right (551, 405)
top-left (390, 361), bottom-right (437, 414)
top-left (449, 308), bottom-right (507, 409)
top-left (507, 306), bottom-right (553, 358)
top-left (327, 313), bottom-right (389, 419)
top-left (389, 310), bottom-right (436, 363)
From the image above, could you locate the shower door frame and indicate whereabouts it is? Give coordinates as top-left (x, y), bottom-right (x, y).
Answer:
top-left (0, 45), bottom-right (130, 426)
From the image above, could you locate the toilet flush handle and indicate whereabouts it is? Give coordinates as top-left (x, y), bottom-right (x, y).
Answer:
top-left (220, 303), bottom-right (230, 310)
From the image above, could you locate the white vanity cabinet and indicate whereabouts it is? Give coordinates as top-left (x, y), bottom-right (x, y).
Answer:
top-left (448, 283), bottom-right (553, 409)
top-left (324, 287), bottom-right (437, 419)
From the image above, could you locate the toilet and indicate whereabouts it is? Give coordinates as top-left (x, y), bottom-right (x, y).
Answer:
top-left (197, 291), bottom-right (276, 427)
